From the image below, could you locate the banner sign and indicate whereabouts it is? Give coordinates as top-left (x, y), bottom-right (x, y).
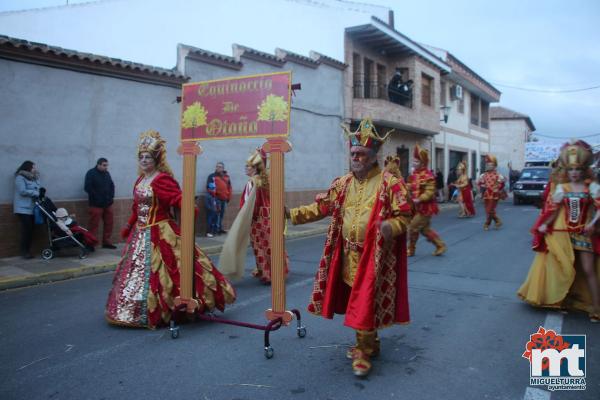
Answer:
top-left (180, 71), bottom-right (291, 141)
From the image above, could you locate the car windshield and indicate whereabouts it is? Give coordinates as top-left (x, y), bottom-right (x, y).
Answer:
top-left (519, 168), bottom-right (550, 181)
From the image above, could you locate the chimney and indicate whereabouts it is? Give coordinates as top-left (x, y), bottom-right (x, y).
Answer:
top-left (388, 10), bottom-right (394, 29)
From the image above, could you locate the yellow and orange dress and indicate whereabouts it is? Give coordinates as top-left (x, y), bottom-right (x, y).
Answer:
top-left (105, 173), bottom-right (236, 329)
top-left (518, 182), bottom-right (600, 314)
top-left (454, 174), bottom-right (475, 217)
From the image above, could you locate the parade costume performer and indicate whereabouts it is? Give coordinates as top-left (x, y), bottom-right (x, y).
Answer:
top-left (105, 130), bottom-right (236, 329)
top-left (454, 161), bottom-right (475, 218)
top-left (477, 154), bottom-right (506, 230)
top-left (518, 141), bottom-right (600, 322)
top-left (219, 148), bottom-right (289, 283)
top-left (406, 145), bottom-right (446, 256)
top-left (288, 118), bottom-right (412, 377)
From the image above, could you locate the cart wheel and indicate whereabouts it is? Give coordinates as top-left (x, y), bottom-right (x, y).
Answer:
top-left (79, 249), bottom-right (88, 259)
top-left (170, 321), bottom-right (179, 339)
top-left (264, 346), bottom-right (274, 359)
top-left (297, 326), bottom-right (307, 338)
top-left (41, 248), bottom-right (54, 260)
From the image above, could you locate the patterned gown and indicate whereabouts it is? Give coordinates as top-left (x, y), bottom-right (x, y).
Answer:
top-left (105, 173), bottom-right (236, 329)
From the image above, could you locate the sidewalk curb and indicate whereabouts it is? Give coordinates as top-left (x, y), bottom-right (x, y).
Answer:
top-left (0, 226), bottom-right (330, 291)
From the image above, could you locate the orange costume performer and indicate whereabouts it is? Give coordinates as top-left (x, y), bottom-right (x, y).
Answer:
top-left (289, 118), bottom-right (412, 377)
top-left (219, 148), bottom-right (289, 283)
top-left (407, 145), bottom-right (446, 256)
top-left (454, 161), bottom-right (475, 218)
top-left (518, 141), bottom-right (600, 322)
top-left (477, 154), bottom-right (506, 230)
top-left (105, 130), bottom-right (236, 329)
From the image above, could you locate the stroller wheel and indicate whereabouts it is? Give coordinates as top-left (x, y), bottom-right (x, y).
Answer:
top-left (78, 249), bottom-right (88, 259)
top-left (41, 248), bottom-right (54, 260)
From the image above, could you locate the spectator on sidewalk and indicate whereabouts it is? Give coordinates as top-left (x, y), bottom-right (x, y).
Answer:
top-left (84, 158), bottom-right (116, 249)
top-left (435, 168), bottom-right (444, 202)
top-left (206, 162), bottom-right (232, 234)
top-left (13, 160), bottom-right (41, 259)
top-left (205, 182), bottom-right (219, 238)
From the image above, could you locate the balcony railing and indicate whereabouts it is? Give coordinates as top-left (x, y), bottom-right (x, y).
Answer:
top-left (353, 80), bottom-right (413, 108)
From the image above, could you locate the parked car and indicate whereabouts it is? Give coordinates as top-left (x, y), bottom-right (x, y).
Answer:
top-left (513, 166), bottom-right (551, 205)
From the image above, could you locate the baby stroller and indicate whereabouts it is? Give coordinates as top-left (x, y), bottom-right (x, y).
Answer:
top-left (34, 190), bottom-right (88, 260)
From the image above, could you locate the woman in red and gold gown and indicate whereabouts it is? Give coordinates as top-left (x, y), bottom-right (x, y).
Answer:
top-left (454, 161), bottom-right (475, 218)
top-left (518, 140), bottom-right (600, 322)
top-left (219, 148), bottom-right (288, 283)
top-left (105, 130), bottom-right (236, 329)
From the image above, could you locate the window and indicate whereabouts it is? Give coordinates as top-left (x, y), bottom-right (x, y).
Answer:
top-left (364, 58), bottom-right (374, 99)
top-left (458, 96), bottom-right (464, 114)
top-left (470, 94), bottom-right (480, 125)
top-left (388, 67), bottom-right (413, 108)
top-left (481, 101), bottom-right (489, 129)
top-left (352, 53), bottom-right (362, 98)
top-left (376, 64), bottom-right (386, 99)
top-left (421, 73), bottom-right (433, 107)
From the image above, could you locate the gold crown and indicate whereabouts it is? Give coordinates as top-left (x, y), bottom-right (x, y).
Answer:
top-left (342, 117), bottom-right (393, 152)
top-left (456, 161), bottom-right (466, 171)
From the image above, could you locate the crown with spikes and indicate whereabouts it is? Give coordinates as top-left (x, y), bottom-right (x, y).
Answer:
top-left (413, 144), bottom-right (429, 165)
top-left (342, 117), bottom-right (393, 153)
top-left (559, 139), bottom-right (592, 169)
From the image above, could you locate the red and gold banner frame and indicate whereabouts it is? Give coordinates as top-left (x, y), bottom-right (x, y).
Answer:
top-left (180, 71), bottom-right (291, 141)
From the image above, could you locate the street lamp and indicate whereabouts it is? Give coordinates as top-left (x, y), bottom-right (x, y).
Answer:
top-left (440, 106), bottom-right (451, 123)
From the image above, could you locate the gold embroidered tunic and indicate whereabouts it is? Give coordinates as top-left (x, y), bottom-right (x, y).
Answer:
top-left (291, 166), bottom-right (408, 285)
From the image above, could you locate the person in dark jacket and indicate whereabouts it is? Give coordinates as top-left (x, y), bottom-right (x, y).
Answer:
top-left (84, 158), bottom-right (116, 249)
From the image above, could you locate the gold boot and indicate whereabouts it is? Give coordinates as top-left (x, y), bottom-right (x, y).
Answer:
top-left (493, 216), bottom-right (503, 229)
top-left (432, 238), bottom-right (447, 256)
top-left (351, 330), bottom-right (377, 377)
top-left (347, 332), bottom-right (380, 359)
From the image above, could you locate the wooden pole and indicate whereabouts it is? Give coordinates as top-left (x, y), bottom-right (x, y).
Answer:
top-left (262, 138), bottom-right (293, 324)
top-left (175, 141), bottom-right (202, 313)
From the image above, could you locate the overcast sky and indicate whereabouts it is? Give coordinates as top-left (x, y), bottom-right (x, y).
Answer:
top-left (1, 0), bottom-right (599, 140)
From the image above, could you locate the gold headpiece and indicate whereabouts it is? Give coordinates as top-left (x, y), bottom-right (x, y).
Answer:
top-left (384, 155), bottom-right (401, 177)
top-left (559, 140), bottom-right (592, 169)
top-left (413, 144), bottom-right (429, 165)
top-left (484, 154), bottom-right (497, 167)
top-left (456, 161), bottom-right (466, 172)
top-left (246, 148), bottom-right (267, 171)
top-left (342, 117), bottom-right (393, 152)
top-left (137, 130), bottom-right (173, 176)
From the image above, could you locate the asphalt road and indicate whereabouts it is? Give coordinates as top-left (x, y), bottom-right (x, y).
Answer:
top-left (1, 201), bottom-right (598, 400)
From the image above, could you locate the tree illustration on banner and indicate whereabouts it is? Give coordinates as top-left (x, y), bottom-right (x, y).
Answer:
top-left (182, 101), bottom-right (208, 138)
top-left (257, 94), bottom-right (288, 134)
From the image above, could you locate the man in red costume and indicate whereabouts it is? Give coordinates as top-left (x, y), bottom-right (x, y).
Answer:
top-left (477, 154), bottom-right (506, 230)
top-left (407, 145), bottom-right (447, 256)
top-left (287, 118), bottom-right (412, 377)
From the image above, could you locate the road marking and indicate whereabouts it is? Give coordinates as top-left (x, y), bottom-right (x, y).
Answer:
top-left (523, 387), bottom-right (550, 400)
top-left (542, 312), bottom-right (563, 334)
top-left (521, 312), bottom-right (563, 400)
